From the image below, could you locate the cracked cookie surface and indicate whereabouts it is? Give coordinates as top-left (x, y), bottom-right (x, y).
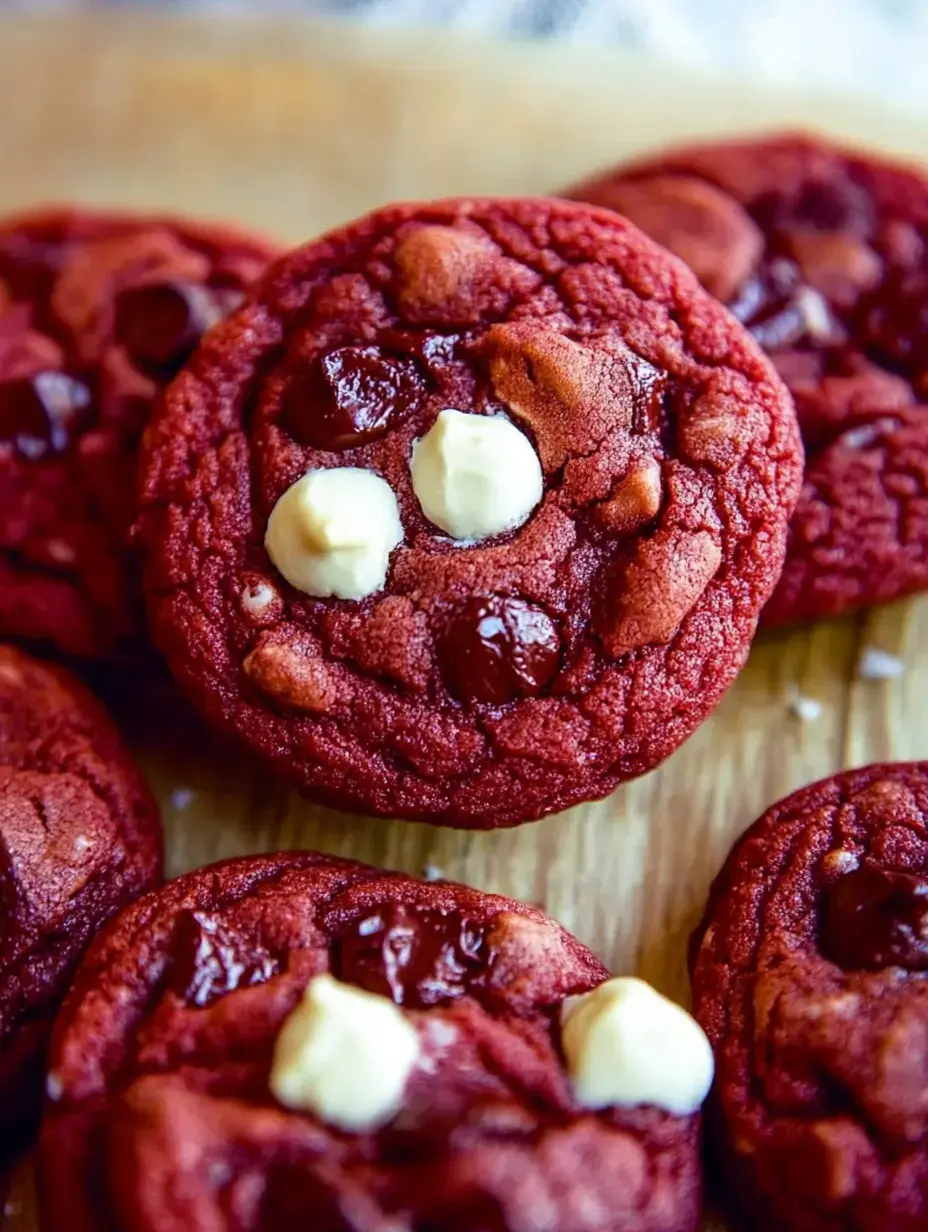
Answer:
top-left (0, 208), bottom-right (277, 660)
top-left (567, 134), bottom-right (928, 625)
top-left (0, 644), bottom-right (161, 1145)
top-left (42, 851), bottom-right (702, 1232)
top-left (138, 197), bottom-right (800, 826)
top-left (691, 762), bottom-right (928, 1232)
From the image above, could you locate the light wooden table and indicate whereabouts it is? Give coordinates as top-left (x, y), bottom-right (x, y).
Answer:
top-left (2, 14), bottom-right (928, 1229)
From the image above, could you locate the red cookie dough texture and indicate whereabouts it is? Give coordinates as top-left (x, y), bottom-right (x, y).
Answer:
top-left (0, 644), bottom-right (161, 1145)
top-left (0, 207), bottom-right (278, 660)
top-left (691, 762), bottom-right (928, 1232)
top-left (567, 133), bottom-right (928, 625)
top-left (41, 852), bottom-right (703, 1232)
top-left (137, 197), bottom-right (800, 826)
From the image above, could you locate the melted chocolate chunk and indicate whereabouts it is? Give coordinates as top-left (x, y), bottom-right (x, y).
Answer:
top-left (378, 327), bottom-right (459, 372)
top-left (0, 371), bottom-right (91, 459)
top-left (169, 910), bottom-right (278, 1008)
top-left (856, 268), bottom-right (928, 378)
top-left (439, 597), bottom-right (561, 706)
top-left (628, 353), bottom-right (667, 434)
top-left (0, 233), bottom-right (65, 303)
top-left (283, 346), bottom-right (423, 451)
top-left (820, 864), bottom-right (928, 971)
top-left (114, 280), bottom-right (221, 375)
top-left (336, 903), bottom-right (490, 1008)
top-left (729, 257), bottom-right (818, 350)
top-left (731, 176), bottom-right (928, 380)
top-left (754, 178), bottom-right (874, 236)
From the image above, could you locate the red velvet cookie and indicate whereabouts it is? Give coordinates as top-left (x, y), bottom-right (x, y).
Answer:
top-left (0, 644), bottom-right (161, 1145)
top-left (137, 197), bottom-right (800, 826)
top-left (0, 207), bottom-right (278, 660)
top-left (691, 763), bottom-right (928, 1232)
top-left (41, 852), bottom-right (708, 1232)
top-left (567, 133), bottom-right (928, 625)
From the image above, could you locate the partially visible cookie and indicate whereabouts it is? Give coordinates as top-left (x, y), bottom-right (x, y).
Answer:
top-left (42, 852), bottom-right (711, 1232)
top-left (137, 195), bottom-right (800, 826)
top-left (567, 133), bottom-right (928, 625)
top-left (691, 763), bottom-right (928, 1232)
top-left (0, 645), bottom-right (161, 1144)
top-left (0, 207), bottom-right (278, 660)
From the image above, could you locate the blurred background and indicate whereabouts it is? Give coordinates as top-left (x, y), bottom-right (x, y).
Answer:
top-left (2, 0), bottom-right (926, 245)
top-left (1, 0), bottom-right (926, 108)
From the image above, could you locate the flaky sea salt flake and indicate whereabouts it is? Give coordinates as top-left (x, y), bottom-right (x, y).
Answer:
top-left (786, 685), bottom-right (823, 722)
top-left (857, 647), bottom-right (905, 680)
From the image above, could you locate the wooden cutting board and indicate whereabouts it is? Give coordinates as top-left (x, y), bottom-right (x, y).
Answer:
top-left (2, 14), bottom-right (928, 1229)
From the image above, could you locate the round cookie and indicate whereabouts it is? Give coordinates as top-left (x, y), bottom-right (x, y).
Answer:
top-left (566, 133), bottom-right (928, 626)
top-left (0, 644), bottom-right (161, 1144)
top-left (41, 852), bottom-right (709, 1232)
top-left (0, 207), bottom-right (278, 660)
top-left (137, 196), bottom-right (800, 826)
top-left (691, 763), bottom-right (928, 1232)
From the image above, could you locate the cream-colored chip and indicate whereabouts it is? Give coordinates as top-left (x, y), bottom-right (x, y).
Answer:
top-left (265, 467), bottom-right (404, 601)
top-left (270, 974), bottom-right (420, 1131)
top-left (410, 408), bottom-right (543, 541)
top-left (560, 977), bottom-right (713, 1115)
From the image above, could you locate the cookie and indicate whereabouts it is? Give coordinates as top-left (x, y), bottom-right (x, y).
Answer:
top-left (137, 196), bottom-right (800, 826)
top-left (0, 207), bottom-right (278, 660)
top-left (0, 644), bottom-right (161, 1144)
top-left (566, 133), bottom-right (928, 625)
top-left (41, 852), bottom-right (711, 1232)
top-left (691, 763), bottom-right (928, 1232)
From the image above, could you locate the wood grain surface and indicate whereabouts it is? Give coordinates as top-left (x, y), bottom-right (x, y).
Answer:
top-left (2, 14), bottom-right (928, 1229)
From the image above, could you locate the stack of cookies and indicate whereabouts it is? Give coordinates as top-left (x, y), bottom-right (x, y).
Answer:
top-left (0, 131), bottom-right (925, 1231)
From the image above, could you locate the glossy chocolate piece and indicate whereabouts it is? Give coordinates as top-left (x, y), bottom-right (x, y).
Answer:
top-left (820, 863), bottom-right (928, 971)
top-left (284, 346), bottom-right (423, 451)
top-left (337, 903), bottom-right (489, 1007)
top-left (439, 596), bottom-right (561, 706)
top-left (0, 370), bottom-right (90, 458)
top-left (114, 279), bottom-right (221, 374)
top-left (170, 909), bottom-right (279, 1008)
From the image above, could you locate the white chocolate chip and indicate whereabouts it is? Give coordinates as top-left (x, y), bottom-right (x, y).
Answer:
top-left (840, 417), bottom-right (901, 450)
top-left (857, 647), bottom-right (905, 680)
top-left (265, 468), bottom-right (403, 601)
top-left (560, 977), bottom-right (713, 1116)
top-left (822, 849), bottom-right (860, 876)
top-left (241, 582), bottom-right (277, 616)
top-left (796, 286), bottom-right (837, 342)
top-left (46, 1072), bottom-right (63, 1102)
top-left (270, 974), bottom-right (420, 1131)
top-left (410, 408), bottom-right (543, 541)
